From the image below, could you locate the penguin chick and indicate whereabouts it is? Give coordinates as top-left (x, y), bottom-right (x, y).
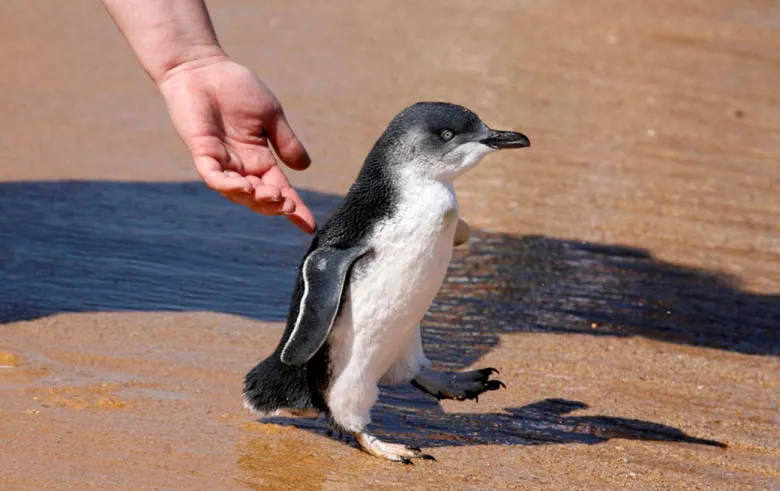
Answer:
top-left (243, 101), bottom-right (530, 463)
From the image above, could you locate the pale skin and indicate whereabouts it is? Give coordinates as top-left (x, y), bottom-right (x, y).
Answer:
top-left (99, 0), bottom-right (471, 243)
top-left (99, 0), bottom-right (316, 233)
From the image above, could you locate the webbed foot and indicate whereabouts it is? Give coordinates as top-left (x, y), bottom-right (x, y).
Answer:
top-left (411, 368), bottom-right (505, 401)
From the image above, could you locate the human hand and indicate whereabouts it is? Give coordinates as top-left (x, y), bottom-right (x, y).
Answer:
top-left (158, 57), bottom-right (316, 233)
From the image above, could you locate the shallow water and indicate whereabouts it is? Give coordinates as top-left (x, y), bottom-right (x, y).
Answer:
top-left (1, 0), bottom-right (779, 489)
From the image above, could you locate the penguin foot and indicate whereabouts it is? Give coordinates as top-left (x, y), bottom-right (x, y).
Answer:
top-left (352, 432), bottom-right (435, 464)
top-left (411, 368), bottom-right (505, 402)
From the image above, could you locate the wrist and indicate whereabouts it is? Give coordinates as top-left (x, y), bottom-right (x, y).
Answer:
top-left (98, 0), bottom-right (229, 87)
top-left (153, 45), bottom-right (229, 88)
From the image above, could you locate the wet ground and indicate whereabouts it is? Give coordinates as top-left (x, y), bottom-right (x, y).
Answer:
top-left (1, 0), bottom-right (779, 489)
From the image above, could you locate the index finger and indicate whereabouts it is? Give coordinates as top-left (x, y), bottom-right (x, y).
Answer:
top-left (281, 186), bottom-right (316, 234)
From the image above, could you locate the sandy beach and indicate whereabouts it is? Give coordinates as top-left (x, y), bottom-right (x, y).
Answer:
top-left (1, 1), bottom-right (778, 489)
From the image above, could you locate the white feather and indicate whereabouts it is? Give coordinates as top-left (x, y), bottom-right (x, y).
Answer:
top-left (324, 144), bottom-right (495, 432)
top-left (288, 254), bottom-right (314, 343)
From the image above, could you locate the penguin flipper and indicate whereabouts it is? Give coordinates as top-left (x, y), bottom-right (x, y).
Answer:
top-left (280, 245), bottom-right (370, 365)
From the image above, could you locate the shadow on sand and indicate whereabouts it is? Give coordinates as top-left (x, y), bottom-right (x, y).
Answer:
top-left (2, 179), bottom-right (772, 449)
top-left (263, 395), bottom-right (726, 450)
top-left (0, 180), bottom-right (339, 324)
top-left (1, 180), bottom-right (776, 357)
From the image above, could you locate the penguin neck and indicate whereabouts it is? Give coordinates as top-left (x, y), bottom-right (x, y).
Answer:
top-left (391, 165), bottom-right (459, 231)
top-left (356, 140), bottom-right (459, 226)
top-left (366, 139), bottom-right (460, 220)
top-left (393, 165), bottom-right (456, 193)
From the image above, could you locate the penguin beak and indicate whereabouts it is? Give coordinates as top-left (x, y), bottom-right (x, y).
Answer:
top-left (480, 129), bottom-right (530, 149)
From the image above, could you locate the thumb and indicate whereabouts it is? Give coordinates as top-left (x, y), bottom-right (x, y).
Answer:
top-left (267, 108), bottom-right (312, 171)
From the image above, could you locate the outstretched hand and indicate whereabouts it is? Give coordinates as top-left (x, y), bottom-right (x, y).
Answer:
top-left (159, 58), bottom-right (316, 234)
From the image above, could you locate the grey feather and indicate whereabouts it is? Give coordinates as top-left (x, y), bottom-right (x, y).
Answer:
top-left (280, 245), bottom-right (370, 365)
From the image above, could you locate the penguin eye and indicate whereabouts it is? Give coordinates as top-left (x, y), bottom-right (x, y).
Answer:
top-left (439, 129), bottom-right (455, 141)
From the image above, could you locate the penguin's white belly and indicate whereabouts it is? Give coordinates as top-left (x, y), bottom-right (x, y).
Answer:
top-left (327, 181), bottom-right (458, 389)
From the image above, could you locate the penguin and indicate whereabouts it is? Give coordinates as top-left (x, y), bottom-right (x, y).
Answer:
top-left (243, 101), bottom-right (530, 463)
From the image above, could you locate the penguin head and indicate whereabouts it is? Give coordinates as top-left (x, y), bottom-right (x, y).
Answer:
top-left (379, 102), bottom-right (530, 180)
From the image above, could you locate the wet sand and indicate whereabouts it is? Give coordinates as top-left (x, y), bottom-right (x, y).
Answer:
top-left (1, 0), bottom-right (779, 489)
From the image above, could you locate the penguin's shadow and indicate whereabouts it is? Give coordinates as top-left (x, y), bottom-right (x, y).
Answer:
top-left (425, 230), bottom-right (779, 369)
top-left (262, 395), bottom-right (726, 450)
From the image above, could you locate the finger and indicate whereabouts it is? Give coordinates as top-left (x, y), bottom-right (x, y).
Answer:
top-left (286, 212), bottom-right (317, 234)
top-left (280, 186), bottom-right (316, 234)
top-left (223, 192), bottom-right (287, 215)
top-left (244, 175), bottom-right (282, 202)
top-left (256, 165), bottom-right (317, 233)
top-left (194, 156), bottom-right (254, 194)
top-left (267, 108), bottom-right (311, 171)
top-left (281, 198), bottom-right (296, 215)
top-left (251, 202), bottom-right (287, 215)
top-left (258, 164), bottom-right (297, 192)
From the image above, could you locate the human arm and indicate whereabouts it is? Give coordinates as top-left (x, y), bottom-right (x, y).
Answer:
top-left (99, 0), bottom-right (316, 233)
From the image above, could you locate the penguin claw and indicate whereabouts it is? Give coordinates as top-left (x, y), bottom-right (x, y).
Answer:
top-left (353, 432), bottom-right (436, 464)
top-left (412, 367), bottom-right (506, 402)
top-left (486, 380), bottom-right (506, 391)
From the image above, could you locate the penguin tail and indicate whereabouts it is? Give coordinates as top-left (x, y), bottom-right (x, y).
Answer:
top-left (242, 353), bottom-right (317, 416)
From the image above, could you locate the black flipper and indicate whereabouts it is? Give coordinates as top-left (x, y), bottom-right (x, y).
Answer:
top-left (280, 245), bottom-right (369, 365)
